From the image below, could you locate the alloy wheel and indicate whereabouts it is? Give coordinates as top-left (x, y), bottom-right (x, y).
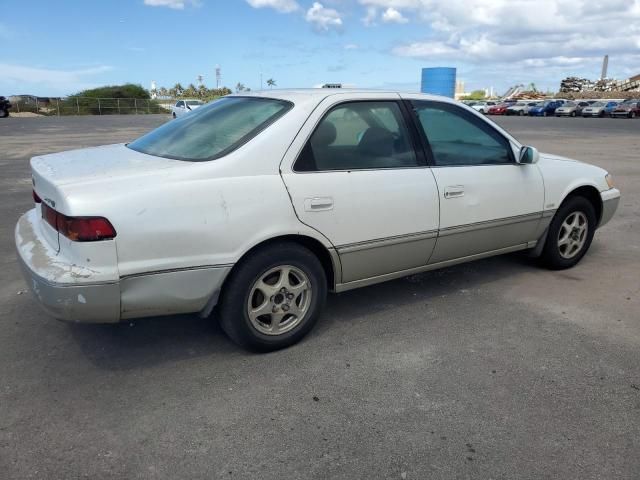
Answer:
top-left (247, 265), bottom-right (312, 336)
top-left (557, 211), bottom-right (588, 259)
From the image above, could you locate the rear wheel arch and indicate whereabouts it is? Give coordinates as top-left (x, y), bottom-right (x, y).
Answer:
top-left (228, 235), bottom-right (338, 292)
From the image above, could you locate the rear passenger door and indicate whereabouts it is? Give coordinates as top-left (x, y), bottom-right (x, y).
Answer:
top-left (280, 93), bottom-right (440, 285)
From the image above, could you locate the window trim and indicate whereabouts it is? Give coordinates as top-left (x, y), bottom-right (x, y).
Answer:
top-left (407, 100), bottom-right (517, 168)
top-left (292, 99), bottom-right (427, 173)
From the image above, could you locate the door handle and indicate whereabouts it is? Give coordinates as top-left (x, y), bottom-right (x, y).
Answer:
top-left (304, 197), bottom-right (334, 211)
top-left (444, 186), bottom-right (464, 199)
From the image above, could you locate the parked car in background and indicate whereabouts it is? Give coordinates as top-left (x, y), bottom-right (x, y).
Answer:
top-left (582, 101), bottom-right (617, 117)
top-left (528, 100), bottom-right (563, 117)
top-left (610, 101), bottom-right (640, 118)
top-left (555, 101), bottom-right (590, 117)
top-left (471, 101), bottom-right (496, 114)
top-left (0, 96), bottom-right (12, 118)
top-left (16, 90), bottom-right (620, 351)
top-left (172, 99), bottom-right (204, 118)
top-left (604, 101), bottom-right (619, 117)
top-left (506, 102), bottom-right (529, 116)
top-left (488, 103), bottom-right (509, 115)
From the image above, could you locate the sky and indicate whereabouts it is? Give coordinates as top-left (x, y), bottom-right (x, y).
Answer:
top-left (1, 0), bottom-right (639, 97)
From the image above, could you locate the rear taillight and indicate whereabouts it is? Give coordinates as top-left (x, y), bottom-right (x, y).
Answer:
top-left (33, 190), bottom-right (42, 203)
top-left (41, 203), bottom-right (116, 241)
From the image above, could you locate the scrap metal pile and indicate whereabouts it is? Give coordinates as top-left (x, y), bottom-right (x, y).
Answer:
top-left (560, 75), bottom-right (640, 94)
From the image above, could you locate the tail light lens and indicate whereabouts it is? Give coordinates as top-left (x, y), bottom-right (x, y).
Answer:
top-left (41, 203), bottom-right (116, 241)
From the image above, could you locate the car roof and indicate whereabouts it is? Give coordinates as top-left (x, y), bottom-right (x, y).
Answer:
top-left (229, 88), bottom-right (454, 104)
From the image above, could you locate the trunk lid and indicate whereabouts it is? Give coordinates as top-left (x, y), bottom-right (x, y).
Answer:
top-left (30, 143), bottom-right (185, 251)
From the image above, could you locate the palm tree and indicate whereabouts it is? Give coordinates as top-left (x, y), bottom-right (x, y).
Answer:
top-left (236, 82), bottom-right (245, 93)
top-left (198, 84), bottom-right (208, 98)
top-left (173, 83), bottom-right (184, 97)
top-left (266, 78), bottom-right (276, 89)
top-left (158, 87), bottom-right (168, 97)
top-left (185, 83), bottom-right (197, 98)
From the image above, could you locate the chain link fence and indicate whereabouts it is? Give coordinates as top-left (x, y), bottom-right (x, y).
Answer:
top-left (11, 96), bottom-right (173, 116)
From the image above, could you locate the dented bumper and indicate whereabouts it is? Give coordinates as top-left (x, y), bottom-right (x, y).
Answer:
top-left (16, 210), bottom-right (121, 322)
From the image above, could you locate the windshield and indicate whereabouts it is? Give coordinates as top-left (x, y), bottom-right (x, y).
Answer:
top-left (592, 102), bottom-right (605, 107)
top-left (186, 100), bottom-right (203, 106)
top-left (128, 96), bottom-right (292, 161)
top-left (565, 101), bottom-right (576, 106)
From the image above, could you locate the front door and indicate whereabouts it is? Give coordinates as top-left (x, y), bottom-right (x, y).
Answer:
top-left (281, 94), bottom-right (440, 284)
top-left (407, 98), bottom-right (545, 264)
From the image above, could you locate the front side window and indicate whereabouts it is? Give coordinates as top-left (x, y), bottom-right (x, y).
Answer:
top-left (412, 101), bottom-right (514, 167)
top-left (295, 101), bottom-right (418, 172)
top-left (128, 97), bottom-right (292, 161)
top-left (176, 101), bottom-right (184, 107)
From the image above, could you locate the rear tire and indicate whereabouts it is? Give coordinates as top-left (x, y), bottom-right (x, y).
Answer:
top-left (0, 108), bottom-right (8, 118)
top-left (571, 111), bottom-right (576, 117)
top-left (172, 112), bottom-right (177, 119)
top-left (218, 242), bottom-right (327, 352)
top-left (540, 196), bottom-right (596, 270)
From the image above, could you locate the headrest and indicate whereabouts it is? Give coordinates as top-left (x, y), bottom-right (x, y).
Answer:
top-left (311, 121), bottom-right (337, 147)
top-left (357, 127), bottom-right (394, 157)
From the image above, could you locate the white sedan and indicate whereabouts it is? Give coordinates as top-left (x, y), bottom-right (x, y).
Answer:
top-left (470, 101), bottom-right (497, 114)
top-left (171, 99), bottom-right (204, 118)
top-left (16, 90), bottom-right (620, 351)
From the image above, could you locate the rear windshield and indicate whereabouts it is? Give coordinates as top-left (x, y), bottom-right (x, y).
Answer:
top-left (127, 96), bottom-right (292, 161)
top-left (186, 100), bottom-right (203, 106)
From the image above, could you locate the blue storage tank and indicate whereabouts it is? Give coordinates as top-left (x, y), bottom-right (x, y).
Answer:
top-left (421, 67), bottom-right (456, 98)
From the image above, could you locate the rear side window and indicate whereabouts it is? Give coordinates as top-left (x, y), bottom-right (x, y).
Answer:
top-left (128, 97), bottom-right (292, 161)
top-left (176, 101), bottom-right (184, 107)
top-left (295, 101), bottom-right (418, 172)
top-left (411, 101), bottom-right (514, 167)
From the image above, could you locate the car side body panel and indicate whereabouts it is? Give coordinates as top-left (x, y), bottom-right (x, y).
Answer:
top-left (279, 92), bottom-right (441, 285)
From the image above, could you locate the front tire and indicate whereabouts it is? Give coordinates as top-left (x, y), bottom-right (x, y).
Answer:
top-left (540, 196), bottom-right (596, 270)
top-left (0, 108), bottom-right (8, 118)
top-left (218, 242), bottom-right (327, 352)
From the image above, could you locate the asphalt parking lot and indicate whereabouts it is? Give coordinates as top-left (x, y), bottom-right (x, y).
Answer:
top-left (1, 114), bottom-right (638, 479)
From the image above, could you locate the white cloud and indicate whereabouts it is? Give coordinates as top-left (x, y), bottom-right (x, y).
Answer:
top-left (0, 63), bottom-right (113, 96)
top-left (344, 43), bottom-right (360, 50)
top-left (143, 0), bottom-right (199, 10)
top-left (246, 0), bottom-right (299, 13)
top-left (362, 7), bottom-right (377, 26)
top-left (369, 1), bottom-right (640, 67)
top-left (305, 2), bottom-right (343, 31)
top-left (382, 7), bottom-right (408, 23)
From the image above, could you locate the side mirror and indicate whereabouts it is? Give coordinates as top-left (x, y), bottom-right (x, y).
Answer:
top-left (518, 145), bottom-right (539, 165)
top-left (186, 105), bottom-right (192, 110)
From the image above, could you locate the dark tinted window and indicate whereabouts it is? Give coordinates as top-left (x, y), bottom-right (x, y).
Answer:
top-left (295, 101), bottom-right (418, 172)
top-left (411, 101), bottom-right (514, 166)
top-left (128, 97), bottom-right (292, 162)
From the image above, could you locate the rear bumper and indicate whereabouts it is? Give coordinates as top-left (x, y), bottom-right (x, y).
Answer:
top-left (16, 210), bottom-right (232, 323)
top-left (599, 188), bottom-right (620, 228)
top-left (17, 253), bottom-right (121, 322)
